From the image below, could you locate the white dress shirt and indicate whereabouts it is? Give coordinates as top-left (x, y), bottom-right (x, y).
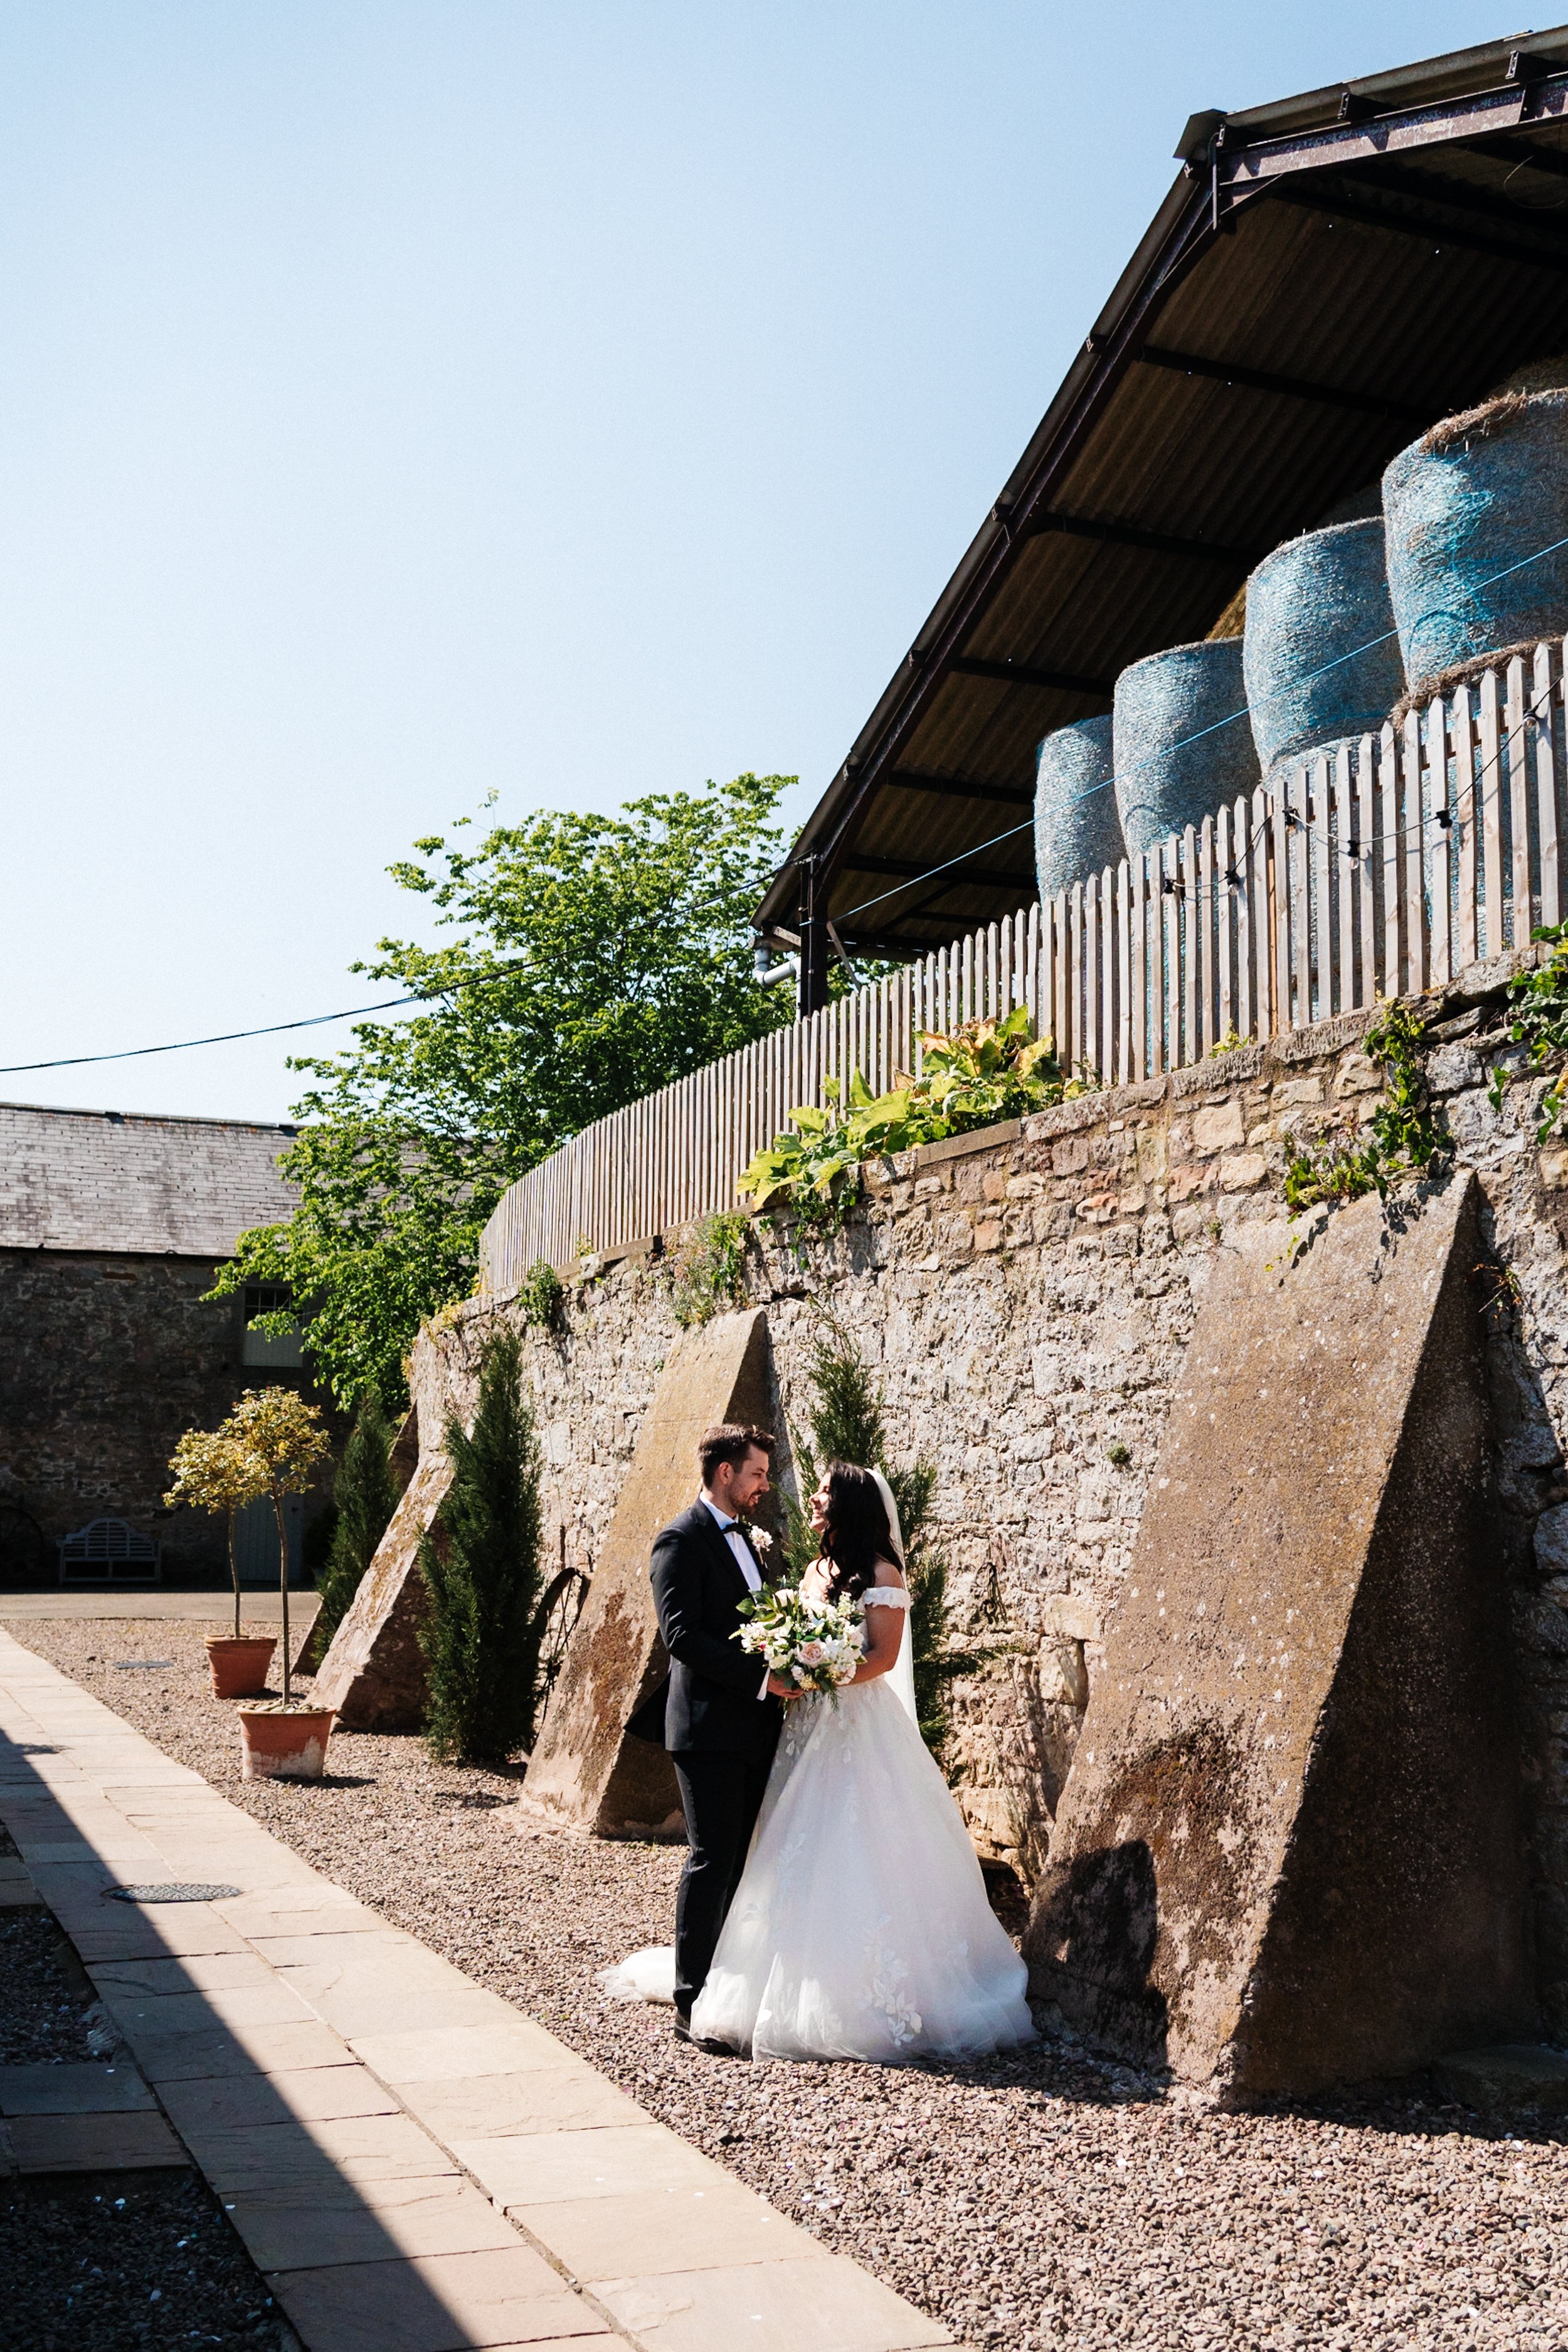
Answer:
top-left (702, 1496), bottom-right (770, 1698)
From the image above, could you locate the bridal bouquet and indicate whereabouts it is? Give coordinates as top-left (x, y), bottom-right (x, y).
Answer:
top-left (734, 1582), bottom-right (862, 1697)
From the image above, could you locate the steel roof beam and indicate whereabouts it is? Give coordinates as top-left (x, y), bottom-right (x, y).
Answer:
top-left (841, 850), bottom-right (1034, 893)
top-left (1468, 130), bottom-right (1568, 181)
top-left (1265, 176), bottom-right (1568, 275)
top-left (883, 770), bottom-right (1037, 807)
top-left (1337, 153), bottom-right (1568, 233)
top-left (1217, 70), bottom-right (1568, 194)
top-left (1138, 342), bottom-right (1429, 422)
top-left (1025, 511), bottom-right (1264, 565)
top-left (948, 655), bottom-right (1115, 695)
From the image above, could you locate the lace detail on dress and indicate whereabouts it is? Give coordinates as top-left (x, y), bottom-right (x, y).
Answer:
top-left (861, 1919), bottom-right (922, 2046)
top-left (861, 1586), bottom-right (910, 1610)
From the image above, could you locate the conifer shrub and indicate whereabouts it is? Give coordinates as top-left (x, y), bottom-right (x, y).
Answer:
top-left (785, 1317), bottom-right (1007, 1767)
top-left (312, 1395), bottom-right (398, 1657)
top-left (419, 1329), bottom-right (546, 1764)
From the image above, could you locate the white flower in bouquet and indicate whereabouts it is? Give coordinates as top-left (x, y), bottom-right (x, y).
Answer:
top-left (735, 1580), bottom-right (862, 1697)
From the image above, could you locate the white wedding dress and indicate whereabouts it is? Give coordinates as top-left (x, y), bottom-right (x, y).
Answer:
top-left (603, 1494), bottom-right (1035, 2064)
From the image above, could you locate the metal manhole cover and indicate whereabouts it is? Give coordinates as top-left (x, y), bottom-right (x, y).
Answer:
top-left (106, 1883), bottom-right (241, 1904)
top-left (114, 1660), bottom-right (174, 1671)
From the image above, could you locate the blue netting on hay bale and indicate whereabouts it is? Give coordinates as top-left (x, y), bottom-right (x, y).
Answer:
top-left (1383, 388), bottom-right (1568, 685)
top-left (1244, 519), bottom-right (1406, 790)
top-left (1035, 715), bottom-right (1125, 900)
top-left (1113, 637), bottom-right (1258, 856)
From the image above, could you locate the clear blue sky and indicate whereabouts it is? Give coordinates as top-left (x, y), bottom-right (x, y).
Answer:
top-left (0, 1), bottom-right (1505, 1120)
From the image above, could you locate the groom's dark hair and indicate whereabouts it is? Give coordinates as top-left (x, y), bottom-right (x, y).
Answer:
top-left (697, 1424), bottom-right (775, 1485)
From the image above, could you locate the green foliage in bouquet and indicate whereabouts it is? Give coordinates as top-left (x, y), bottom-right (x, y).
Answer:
top-left (783, 1315), bottom-right (1012, 1769)
top-left (737, 1008), bottom-right (1086, 1227)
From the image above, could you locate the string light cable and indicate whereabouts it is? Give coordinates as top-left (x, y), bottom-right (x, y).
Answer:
top-left (827, 528), bottom-right (1568, 927)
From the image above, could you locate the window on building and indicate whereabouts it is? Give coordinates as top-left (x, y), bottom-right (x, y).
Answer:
top-left (241, 1281), bottom-right (304, 1370)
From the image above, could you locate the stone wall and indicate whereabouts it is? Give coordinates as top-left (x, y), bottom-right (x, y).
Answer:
top-left (415, 979), bottom-right (1568, 2038)
top-left (0, 1250), bottom-right (332, 1580)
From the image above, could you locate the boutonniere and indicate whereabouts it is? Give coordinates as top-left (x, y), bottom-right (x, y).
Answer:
top-left (746, 1525), bottom-right (774, 1555)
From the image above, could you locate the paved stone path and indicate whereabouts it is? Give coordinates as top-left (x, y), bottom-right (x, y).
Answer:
top-left (0, 1590), bottom-right (320, 1622)
top-left (0, 1629), bottom-right (952, 2352)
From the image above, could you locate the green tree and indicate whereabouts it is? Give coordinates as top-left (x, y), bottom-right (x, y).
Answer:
top-left (209, 774), bottom-right (796, 1408)
top-left (786, 1317), bottom-right (1002, 1767)
top-left (220, 1390), bottom-right (331, 1704)
top-left (420, 1330), bottom-right (546, 1764)
top-left (164, 1430), bottom-right (269, 1640)
top-left (313, 1395), bottom-right (398, 1658)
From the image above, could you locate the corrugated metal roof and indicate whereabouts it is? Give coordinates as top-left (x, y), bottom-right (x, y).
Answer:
top-left (758, 26), bottom-right (1568, 957)
top-left (0, 1102), bottom-right (299, 1257)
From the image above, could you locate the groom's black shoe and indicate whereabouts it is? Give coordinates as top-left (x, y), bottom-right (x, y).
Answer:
top-left (673, 2007), bottom-right (743, 2057)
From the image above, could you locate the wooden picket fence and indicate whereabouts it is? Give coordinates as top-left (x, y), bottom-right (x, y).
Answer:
top-left (480, 642), bottom-right (1568, 1291)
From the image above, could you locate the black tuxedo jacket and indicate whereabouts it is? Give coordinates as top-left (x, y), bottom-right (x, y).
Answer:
top-left (628, 1500), bottom-right (781, 1759)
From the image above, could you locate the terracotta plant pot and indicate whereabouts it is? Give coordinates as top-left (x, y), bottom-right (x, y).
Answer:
top-left (204, 1636), bottom-right (277, 1701)
top-left (236, 1703), bottom-right (335, 1782)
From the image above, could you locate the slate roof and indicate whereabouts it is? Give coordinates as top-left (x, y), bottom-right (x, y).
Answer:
top-left (0, 1102), bottom-right (299, 1257)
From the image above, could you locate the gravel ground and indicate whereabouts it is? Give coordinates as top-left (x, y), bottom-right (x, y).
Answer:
top-left (0, 1807), bottom-right (298, 2351)
top-left (13, 1618), bottom-right (1568, 2352)
top-left (1, 2175), bottom-right (300, 2352)
top-left (0, 1908), bottom-right (102, 2065)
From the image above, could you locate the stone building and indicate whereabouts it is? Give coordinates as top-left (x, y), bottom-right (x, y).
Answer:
top-left (0, 1100), bottom-right (327, 1587)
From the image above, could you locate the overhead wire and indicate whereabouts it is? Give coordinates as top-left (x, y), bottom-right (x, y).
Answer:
top-left (0, 959), bottom-right (537, 1077)
top-left (8, 533), bottom-right (1568, 1077)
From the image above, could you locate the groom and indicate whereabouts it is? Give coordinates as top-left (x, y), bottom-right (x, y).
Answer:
top-left (634, 1423), bottom-right (784, 2041)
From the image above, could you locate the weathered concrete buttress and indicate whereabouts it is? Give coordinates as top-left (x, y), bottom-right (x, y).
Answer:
top-left (310, 1448), bottom-right (452, 1731)
top-left (521, 1307), bottom-right (780, 1836)
top-left (1024, 1173), bottom-right (1537, 2092)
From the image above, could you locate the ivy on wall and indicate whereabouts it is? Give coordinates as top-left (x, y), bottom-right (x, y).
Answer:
top-left (667, 1213), bottom-right (751, 1328)
top-left (1281, 1001), bottom-right (1448, 1213)
top-left (738, 1009), bottom-right (1089, 1231)
top-left (1495, 920), bottom-right (1568, 1138)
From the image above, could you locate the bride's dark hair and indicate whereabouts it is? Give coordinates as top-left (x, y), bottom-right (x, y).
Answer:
top-left (818, 1463), bottom-right (896, 1603)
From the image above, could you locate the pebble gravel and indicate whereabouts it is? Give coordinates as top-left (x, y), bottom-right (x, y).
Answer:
top-left (0, 1908), bottom-right (101, 2067)
top-left (13, 1618), bottom-right (1568, 2352)
top-left (1, 2174), bottom-right (301, 2352)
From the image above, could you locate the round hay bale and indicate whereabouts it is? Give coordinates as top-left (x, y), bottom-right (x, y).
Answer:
top-left (1035, 716), bottom-right (1124, 901)
top-left (1242, 519), bottom-right (1405, 791)
top-left (1382, 387), bottom-right (1568, 681)
top-left (1113, 637), bottom-right (1258, 857)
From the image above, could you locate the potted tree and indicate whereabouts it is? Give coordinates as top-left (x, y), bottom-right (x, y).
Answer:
top-left (165, 1429), bottom-right (275, 1697)
top-left (221, 1389), bottom-right (334, 1780)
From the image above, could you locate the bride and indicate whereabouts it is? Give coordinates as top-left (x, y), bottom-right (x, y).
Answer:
top-left (608, 1463), bottom-right (1036, 2065)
